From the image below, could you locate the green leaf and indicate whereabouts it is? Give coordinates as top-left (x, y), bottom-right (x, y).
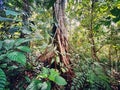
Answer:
top-left (8, 65), bottom-right (18, 71)
top-left (48, 69), bottom-right (59, 81)
top-left (38, 67), bottom-right (49, 78)
top-left (3, 39), bottom-right (15, 50)
top-left (5, 10), bottom-right (20, 16)
top-left (0, 64), bottom-right (7, 68)
top-left (42, 67), bottom-right (49, 75)
top-left (25, 76), bottom-right (31, 83)
top-left (22, 29), bottom-right (32, 34)
top-left (46, 82), bottom-right (51, 90)
top-left (17, 46), bottom-right (31, 53)
top-left (54, 76), bottom-right (67, 85)
top-left (41, 82), bottom-right (48, 90)
top-left (15, 38), bottom-right (30, 46)
top-left (0, 54), bottom-right (6, 60)
top-left (7, 51), bottom-right (26, 65)
top-left (26, 79), bottom-right (42, 90)
top-left (0, 68), bottom-right (6, 90)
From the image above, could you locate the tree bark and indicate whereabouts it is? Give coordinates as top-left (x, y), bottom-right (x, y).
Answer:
top-left (53, 0), bottom-right (70, 67)
top-left (53, 0), bottom-right (74, 88)
top-left (37, 0), bottom-right (74, 87)
top-left (53, 0), bottom-right (75, 75)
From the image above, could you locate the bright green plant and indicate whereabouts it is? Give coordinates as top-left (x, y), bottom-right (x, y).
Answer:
top-left (26, 67), bottom-right (67, 90)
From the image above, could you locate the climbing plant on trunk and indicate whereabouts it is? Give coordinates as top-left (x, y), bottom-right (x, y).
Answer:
top-left (37, 0), bottom-right (74, 85)
top-left (53, 0), bottom-right (70, 68)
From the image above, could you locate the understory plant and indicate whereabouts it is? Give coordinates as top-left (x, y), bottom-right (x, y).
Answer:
top-left (26, 67), bottom-right (67, 90)
top-left (0, 38), bottom-right (31, 89)
top-left (71, 57), bottom-right (112, 90)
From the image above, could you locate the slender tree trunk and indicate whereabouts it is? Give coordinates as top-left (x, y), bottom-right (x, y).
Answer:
top-left (89, 0), bottom-right (99, 61)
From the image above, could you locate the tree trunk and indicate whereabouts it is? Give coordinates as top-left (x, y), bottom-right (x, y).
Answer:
top-left (53, 0), bottom-right (74, 74)
top-left (89, 0), bottom-right (99, 61)
top-left (37, 0), bottom-right (74, 87)
top-left (53, 0), bottom-right (70, 67)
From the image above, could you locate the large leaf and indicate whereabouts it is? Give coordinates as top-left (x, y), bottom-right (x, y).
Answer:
top-left (7, 51), bottom-right (26, 65)
top-left (0, 68), bottom-right (6, 90)
top-left (17, 46), bottom-right (31, 53)
top-left (54, 76), bottom-right (67, 85)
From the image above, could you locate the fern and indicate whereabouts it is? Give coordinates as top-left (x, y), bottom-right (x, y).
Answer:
top-left (71, 60), bottom-right (112, 90)
top-left (0, 68), bottom-right (6, 90)
top-left (71, 72), bottom-right (86, 90)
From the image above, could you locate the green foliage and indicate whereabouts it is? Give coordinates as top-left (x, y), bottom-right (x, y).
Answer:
top-left (0, 38), bottom-right (30, 65)
top-left (71, 59), bottom-right (112, 90)
top-left (7, 51), bottom-right (26, 65)
top-left (46, 0), bottom-right (56, 9)
top-left (26, 80), bottom-right (51, 90)
top-left (5, 10), bottom-right (20, 16)
top-left (110, 7), bottom-right (120, 22)
top-left (0, 38), bottom-right (31, 89)
top-left (3, 39), bottom-right (15, 50)
top-left (27, 67), bottom-right (67, 90)
top-left (0, 41), bottom-right (3, 49)
top-left (15, 39), bottom-right (30, 46)
top-left (17, 46), bottom-right (31, 53)
top-left (0, 68), bottom-right (6, 90)
top-left (0, 0), bottom-right (120, 89)
top-left (26, 79), bottom-right (42, 90)
top-left (55, 76), bottom-right (67, 86)
top-left (38, 67), bottom-right (67, 85)
top-left (0, 16), bottom-right (14, 22)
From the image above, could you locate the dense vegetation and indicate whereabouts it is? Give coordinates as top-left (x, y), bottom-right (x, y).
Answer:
top-left (0, 0), bottom-right (120, 90)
